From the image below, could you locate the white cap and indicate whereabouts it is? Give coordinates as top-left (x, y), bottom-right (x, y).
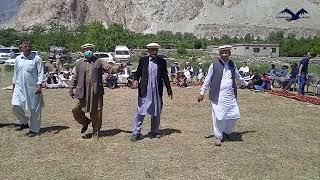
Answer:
top-left (218, 45), bottom-right (232, 51)
top-left (186, 62), bottom-right (190, 64)
top-left (146, 43), bottom-right (161, 49)
top-left (81, 43), bottom-right (95, 49)
top-left (199, 62), bottom-right (203, 64)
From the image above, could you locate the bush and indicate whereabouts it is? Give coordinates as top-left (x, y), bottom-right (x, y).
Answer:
top-left (177, 47), bottom-right (187, 54)
top-left (4, 65), bottom-right (14, 72)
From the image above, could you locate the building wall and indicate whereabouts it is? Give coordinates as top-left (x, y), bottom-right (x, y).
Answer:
top-left (232, 45), bottom-right (279, 57)
top-left (208, 44), bottom-right (280, 58)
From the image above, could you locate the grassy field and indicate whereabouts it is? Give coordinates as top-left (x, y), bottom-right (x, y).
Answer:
top-left (0, 66), bottom-right (319, 179)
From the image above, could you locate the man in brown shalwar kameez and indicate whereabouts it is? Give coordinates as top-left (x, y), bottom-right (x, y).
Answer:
top-left (69, 43), bottom-right (122, 138)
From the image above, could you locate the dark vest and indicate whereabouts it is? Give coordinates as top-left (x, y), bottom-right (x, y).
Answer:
top-left (209, 59), bottom-right (237, 104)
top-left (74, 58), bottom-right (104, 99)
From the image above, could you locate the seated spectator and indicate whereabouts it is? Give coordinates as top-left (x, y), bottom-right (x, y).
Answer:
top-left (196, 63), bottom-right (206, 85)
top-left (177, 71), bottom-right (188, 87)
top-left (239, 62), bottom-right (250, 78)
top-left (50, 62), bottom-right (59, 74)
top-left (117, 64), bottom-right (130, 86)
top-left (59, 71), bottom-right (71, 88)
top-left (248, 70), bottom-right (263, 89)
top-left (252, 73), bottom-right (272, 91)
top-left (106, 73), bottom-right (118, 89)
top-left (267, 64), bottom-right (278, 86)
top-left (45, 72), bottom-right (61, 89)
top-left (171, 62), bottom-right (180, 82)
top-left (274, 64), bottom-right (290, 87)
top-left (282, 63), bottom-right (299, 90)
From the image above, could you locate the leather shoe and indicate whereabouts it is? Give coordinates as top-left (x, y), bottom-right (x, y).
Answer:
top-left (15, 124), bottom-right (29, 131)
top-left (81, 124), bottom-right (89, 134)
top-left (130, 134), bottom-right (143, 142)
top-left (25, 131), bottom-right (37, 137)
top-left (149, 132), bottom-right (162, 139)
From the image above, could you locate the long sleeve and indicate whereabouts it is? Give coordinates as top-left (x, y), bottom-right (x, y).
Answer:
top-left (36, 57), bottom-right (44, 85)
top-left (200, 63), bottom-right (214, 95)
top-left (235, 68), bottom-right (248, 86)
top-left (162, 60), bottom-right (172, 95)
top-left (70, 63), bottom-right (78, 89)
top-left (12, 57), bottom-right (18, 84)
top-left (134, 58), bottom-right (143, 81)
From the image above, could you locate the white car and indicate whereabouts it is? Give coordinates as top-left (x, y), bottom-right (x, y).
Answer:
top-left (94, 52), bottom-right (114, 63)
top-left (31, 51), bottom-right (41, 56)
top-left (0, 47), bottom-right (19, 64)
top-left (114, 46), bottom-right (131, 64)
top-left (4, 53), bottom-right (21, 66)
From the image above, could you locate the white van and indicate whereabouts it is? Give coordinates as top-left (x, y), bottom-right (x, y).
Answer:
top-left (114, 46), bottom-right (131, 64)
top-left (0, 47), bottom-right (19, 64)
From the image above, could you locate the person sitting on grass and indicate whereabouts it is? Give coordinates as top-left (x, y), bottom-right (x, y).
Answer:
top-left (46, 72), bottom-right (61, 89)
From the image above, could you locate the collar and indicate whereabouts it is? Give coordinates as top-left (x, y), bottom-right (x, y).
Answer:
top-left (21, 53), bottom-right (33, 59)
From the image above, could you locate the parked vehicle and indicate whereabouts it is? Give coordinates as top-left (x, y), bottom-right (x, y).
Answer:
top-left (0, 47), bottom-right (19, 64)
top-left (4, 53), bottom-right (21, 66)
top-left (114, 46), bottom-right (131, 64)
top-left (94, 52), bottom-right (114, 63)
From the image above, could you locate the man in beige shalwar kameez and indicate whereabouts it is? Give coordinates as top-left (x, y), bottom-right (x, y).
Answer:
top-left (69, 43), bottom-right (122, 138)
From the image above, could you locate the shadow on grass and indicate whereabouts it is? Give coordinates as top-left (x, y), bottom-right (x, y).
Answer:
top-left (82, 128), bottom-right (132, 139)
top-left (39, 126), bottom-right (70, 135)
top-left (0, 123), bottom-right (18, 128)
top-left (143, 128), bottom-right (182, 139)
top-left (205, 130), bottom-right (256, 142)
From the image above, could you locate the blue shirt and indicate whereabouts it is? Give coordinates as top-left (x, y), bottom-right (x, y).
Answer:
top-left (299, 57), bottom-right (309, 73)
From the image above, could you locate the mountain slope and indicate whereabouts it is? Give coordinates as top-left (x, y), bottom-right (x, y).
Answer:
top-left (1, 0), bottom-right (320, 38)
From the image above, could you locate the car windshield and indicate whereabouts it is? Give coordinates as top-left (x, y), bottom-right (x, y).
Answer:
top-left (0, 49), bottom-right (11, 53)
top-left (116, 51), bottom-right (129, 55)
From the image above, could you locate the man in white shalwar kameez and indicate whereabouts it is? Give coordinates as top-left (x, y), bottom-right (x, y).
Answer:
top-left (198, 45), bottom-right (247, 146)
top-left (130, 43), bottom-right (172, 142)
top-left (11, 41), bottom-right (44, 137)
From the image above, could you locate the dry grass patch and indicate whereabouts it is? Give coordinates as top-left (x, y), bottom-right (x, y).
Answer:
top-left (0, 70), bottom-right (319, 179)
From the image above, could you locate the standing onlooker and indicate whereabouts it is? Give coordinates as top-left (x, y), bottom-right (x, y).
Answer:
top-left (171, 62), bottom-right (180, 82)
top-left (298, 52), bottom-right (317, 95)
top-left (11, 41), bottom-right (44, 137)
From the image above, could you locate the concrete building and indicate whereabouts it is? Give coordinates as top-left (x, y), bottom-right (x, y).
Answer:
top-left (208, 44), bottom-right (280, 58)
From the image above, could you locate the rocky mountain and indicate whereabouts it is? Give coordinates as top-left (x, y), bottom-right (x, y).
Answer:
top-left (0, 0), bottom-right (22, 26)
top-left (1, 0), bottom-right (320, 38)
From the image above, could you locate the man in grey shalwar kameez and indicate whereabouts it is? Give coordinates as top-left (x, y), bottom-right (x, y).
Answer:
top-left (130, 43), bottom-right (172, 142)
top-left (11, 41), bottom-right (44, 137)
top-left (198, 45), bottom-right (247, 146)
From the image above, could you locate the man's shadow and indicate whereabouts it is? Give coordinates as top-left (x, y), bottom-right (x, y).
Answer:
top-left (0, 123), bottom-right (69, 135)
top-left (205, 130), bottom-right (256, 142)
top-left (143, 128), bottom-right (182, 138)
top-left (0, 123), bottom-right (17, 128)
top-left (39, 126), bottom-right (70, 135)
top-left (82, 128), bottom-right (132, 139)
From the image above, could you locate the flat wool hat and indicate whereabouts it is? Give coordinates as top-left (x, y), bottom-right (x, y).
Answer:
top-left (218, 45), bottom-right (232, 51)
top-left (81, 43), bottom-right (95, 49)
top-left (146, 43), bottom-right (161, 49)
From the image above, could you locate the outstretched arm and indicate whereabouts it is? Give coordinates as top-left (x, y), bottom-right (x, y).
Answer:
top-left (235, 68), bottom-right (248, 87)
